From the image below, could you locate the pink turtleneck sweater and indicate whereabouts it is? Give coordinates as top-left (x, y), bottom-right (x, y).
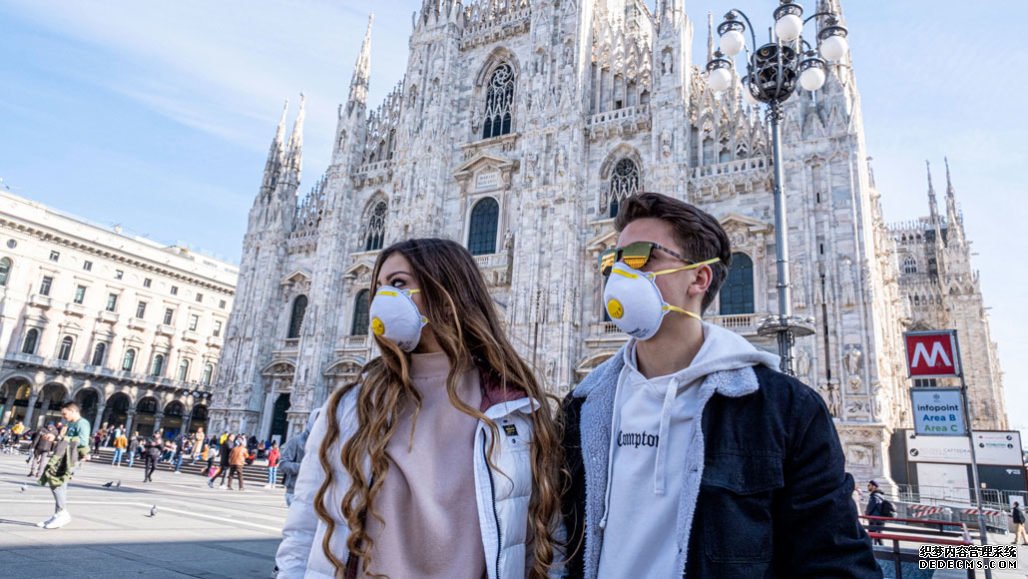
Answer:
top-left (361, 351), bottom-right (486, 579)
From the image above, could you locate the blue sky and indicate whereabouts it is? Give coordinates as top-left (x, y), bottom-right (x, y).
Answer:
top-left (1, 1), bottom-right (1024, 436)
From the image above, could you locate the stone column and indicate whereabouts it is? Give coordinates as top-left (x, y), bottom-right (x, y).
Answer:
top-left (153, 412), bottom-right (164, 435)
top-left (124, 409), bottom-right (136, 436)
top-left (259, 391), bottom-right (275, 441)
top-left (93, 403), bottom-right (106, 433)
top-left (22, 391), bottom-right (38, 430)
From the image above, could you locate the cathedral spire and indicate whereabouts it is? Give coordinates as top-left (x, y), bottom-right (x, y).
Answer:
top-left (261, 99), bottom-right (289, 196)
top-left (707, 12), bottom-right (715, 64)
top-left (944, 157), bottom-right (964, 243)
top-left (273, 100), bottom-right (288, 152)
top-left (926, 160), bottom-right (939, 224)
top-left (348, 14), bottom-right (374, 112)
top-left (284, 93), bottom-right (305, 178)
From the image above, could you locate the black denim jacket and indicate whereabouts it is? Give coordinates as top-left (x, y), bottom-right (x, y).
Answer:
top-left (561, 365), bottom-right (882, 578)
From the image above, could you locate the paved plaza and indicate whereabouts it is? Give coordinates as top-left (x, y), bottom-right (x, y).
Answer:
top-left (0, 452), bottom-right (284, 578)
top-left (2, 451), bottom-right (1027, 578)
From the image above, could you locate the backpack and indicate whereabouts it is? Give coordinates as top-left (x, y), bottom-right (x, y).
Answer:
top-left (880, 497), bottom-right (897, 518)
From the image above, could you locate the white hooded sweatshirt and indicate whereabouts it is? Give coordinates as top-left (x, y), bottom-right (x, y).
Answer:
top-left (596, 322), bottom-right (778, 578)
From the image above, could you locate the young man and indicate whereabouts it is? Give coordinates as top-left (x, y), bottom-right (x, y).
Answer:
top-left (1011, 501), bottom-right (1026, 545)
top-left (561, 193), bottom-right (879, 577)
top-left (37, 402), bottom-right (90, 529)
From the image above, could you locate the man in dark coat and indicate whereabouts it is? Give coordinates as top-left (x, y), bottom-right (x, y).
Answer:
top-left (27, 424), bottom-right (56, 477)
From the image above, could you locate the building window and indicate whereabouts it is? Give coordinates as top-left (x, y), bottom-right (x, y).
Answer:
top-left (83, 260), bottom-right (93, 272)
top-left (115, 269), bottom-right (124, 280)
top-left (22, 328), bottom-right (39, 354)
top-left (719, 253), bottom-right (755, 315)
top-left (195, 292), bottom-right (203, 303)
top-left (468, 197), bottom-right (500, 256)
top-left (57, 336), bottom-right (74, 361)
top-left (143, 277), bottom-right (151, 288)
top-left (74, 285), bottom-right (86, 304)
top-left (40, 276), bottom-right (53, 296)
top-left (218, 299), bottom-right (226, 309)
top-left (608, 158), bottom-right (640, 218)
top-left (106, 293), bottom-right (118, 312)
top-left (177, 359), bottom-right (191, 382)
top-left (903, 256), bottom-right (917, 274)
top-left (122, 348), bottom-right (136, 371)
top-left (49, 250), bottom-right (60, 262)
top-left (189, 314), bottom-right (199, 331)
top-left (288, 295), bottom-right (308, 339)
top-left (136, 301), bottom-right (147, 318)
top-left (351, 290), bottom-right (370, 336)
top-left (213, 320), bottom-right (222, 338)
top-left (362, 202), bottom-right (387, 251)
top-left (0, 257), bottom-right (10, 286)
top-left (202, 363), bottom-right (215, 386)
top-left (151, 354), bottom-right (165, 377)
top-left (482, 63), bottom-right (515, 139)
top-left (171, 286), bottom-right (178, 296)
top-left (91, 342), bottom-right (107, 366)
top-left (138, 398), bottom-right (157, 414)
top-left (163, 308), bottom-right (175, 325)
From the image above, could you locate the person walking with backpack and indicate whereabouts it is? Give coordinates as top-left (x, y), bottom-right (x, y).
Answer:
top-left (1012, 501), bottom-right (1027, 545)
top-left (865, 480), bottom-right (894, 545)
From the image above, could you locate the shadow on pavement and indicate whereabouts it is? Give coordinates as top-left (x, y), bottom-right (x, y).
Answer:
top-left (0, 537), bottom-right (280, 579)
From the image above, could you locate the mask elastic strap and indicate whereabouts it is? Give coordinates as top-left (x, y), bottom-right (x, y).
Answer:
top-left (663, 304), bottom-right (702, 321)
top-left (650, 257), bottom-right (720, 277)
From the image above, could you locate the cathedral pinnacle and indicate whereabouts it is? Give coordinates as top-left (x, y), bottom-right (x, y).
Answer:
top-left (274, 99), bottom-right (288, 151)
top-left (944, 157), bottom-right (964, 243)
top-left (348, 14), bottom-right (374, 110)
top-left (262, 99), bottom-right (289, 194)
top-left (706, 12), bottom-right (715, 64)
top-left (926, 160), bottom-right (939, 224)
top-left (285, 93), bottom-right (305, 176)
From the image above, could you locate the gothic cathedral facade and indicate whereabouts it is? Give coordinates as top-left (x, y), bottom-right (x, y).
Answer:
top-left (208, 0), bottom-right (1007, 485)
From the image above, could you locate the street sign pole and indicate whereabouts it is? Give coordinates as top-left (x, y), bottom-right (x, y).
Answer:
top-left (953, 331), bottom-right (992, 579)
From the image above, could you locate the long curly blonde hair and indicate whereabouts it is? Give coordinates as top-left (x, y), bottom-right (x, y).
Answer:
top-left (313, 238), bottom-right (564, 578)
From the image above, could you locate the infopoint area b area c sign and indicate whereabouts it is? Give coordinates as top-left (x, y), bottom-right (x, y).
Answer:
top-left (910, 388), bottom-right (966, 436)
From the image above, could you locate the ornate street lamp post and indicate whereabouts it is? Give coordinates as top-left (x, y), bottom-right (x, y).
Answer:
top-left (705, 1), bottom-right (849, 375)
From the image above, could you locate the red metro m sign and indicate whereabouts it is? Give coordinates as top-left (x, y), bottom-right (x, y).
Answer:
top-left (904, 330), bottom-right (961, 379)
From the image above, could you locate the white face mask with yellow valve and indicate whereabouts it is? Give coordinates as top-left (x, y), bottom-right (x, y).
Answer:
top-left (602, 258), bottom-right (720, 340)
top-left (368, 287), bottom-right (428, 352)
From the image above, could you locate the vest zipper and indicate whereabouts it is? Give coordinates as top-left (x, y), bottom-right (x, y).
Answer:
top-left (482, 434), bottom-right (503, 579)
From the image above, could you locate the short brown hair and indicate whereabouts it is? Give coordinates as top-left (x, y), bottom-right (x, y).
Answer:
top-left (614, 192), bottom-right (731, 312)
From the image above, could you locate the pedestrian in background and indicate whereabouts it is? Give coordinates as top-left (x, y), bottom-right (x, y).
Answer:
top-left (27, 424), bottom-right (56, 477)
top-left (127, 432), bottom-right (140, 469)
top-left (143, 433), bottom-right (162, 483)
top-left (1012, 501), bottom-right (1027, 545)
top-left (227, 439), bottom-right (246, 491)
top-left (265, 441), bottom-right (280, 489)
top-left (209, 433), bottom-right (235, 488)
top-left (112, 430), bottom-right (128, 466)
top-left (37, 402), bottom-right (90, 529)
top-left (279, 415), bottom-right (316, 507)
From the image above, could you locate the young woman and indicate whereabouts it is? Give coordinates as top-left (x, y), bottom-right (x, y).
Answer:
top-left (276, 239), bottom-right (563, 579)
